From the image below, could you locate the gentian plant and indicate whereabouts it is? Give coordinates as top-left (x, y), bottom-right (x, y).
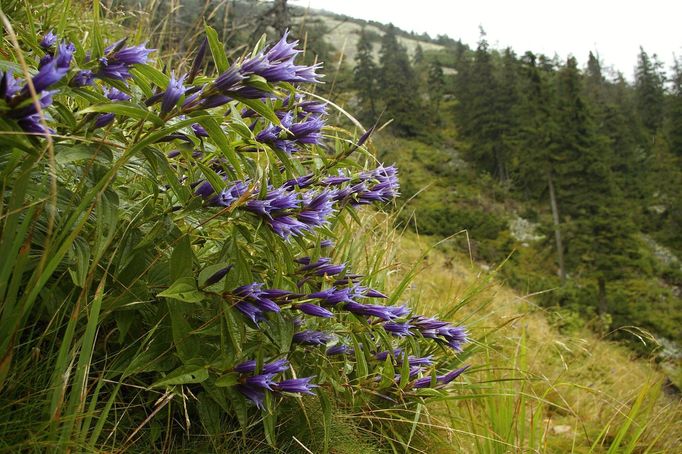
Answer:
top-left (0, 22), bottom-right (470, 450)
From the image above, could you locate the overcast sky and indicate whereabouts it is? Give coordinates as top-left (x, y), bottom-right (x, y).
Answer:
top-left (290, 0), bottom-right (681, 79)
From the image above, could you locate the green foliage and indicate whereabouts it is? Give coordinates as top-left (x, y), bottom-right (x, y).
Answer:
top-left (353, 27), bottom-right (378, 124)
top-left (377, 24), bottom-right (423, 136)
top-left (0, 5), bottom-right (473, 452)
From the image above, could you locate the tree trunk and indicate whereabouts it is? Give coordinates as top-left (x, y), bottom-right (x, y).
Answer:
top-left (547, 170), bottom-right (566, 283)
top-left (597, 276), bottom-right (607, 315)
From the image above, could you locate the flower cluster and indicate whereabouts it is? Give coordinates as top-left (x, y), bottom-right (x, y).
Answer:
top-left (193, 165), bottom-right (399, 239)
top-left (233, 358), bottom-right (317, 408)
top-left (180, 31), bottom-right (321, 114)
top-left (0, 32), bottom-right (76, 134)
top-left (217, 250), bottom-right (469, 398)
top-left (95, 38), bottom-right (154, 82)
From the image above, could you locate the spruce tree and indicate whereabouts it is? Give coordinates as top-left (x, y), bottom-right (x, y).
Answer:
top-left (427, 60), bottom-right (445, 118)
top-left (353, 27), bottom-right (379, 124)
top-left (378, 24), bottom-right (422, 136)
top-left (552, 57), bottom-right (638, 312)
top-left (455, 36), bottom-right (509, 179)
top-left (635, 48), bottom-right (666, 135)
top-left (667, 58), bottom-right (682, 157)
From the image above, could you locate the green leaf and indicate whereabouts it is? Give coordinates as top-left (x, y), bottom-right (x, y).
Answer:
top-left (263, 393), bottom-right (277, 447)
top-left (79, 101), bottom-right (165, 126)
top-left (158, 277), bottom-right (204, 303)
top-left (234, 97), bottom-right (281, 125)
top-left (91, 0), bottom-right (104, 58)
top-left (56, 143), bottom-right (113, 165)
top-left (197, 117), bottom-right (243, 178)
top-left (317, 389), bottom-right (332, 454)
top-left (204, 24), bottom-right (229, 74)
top-left (399, 351), bottom-right (411, 388)
top-left (352, 336), bottom-right (368, 379)
top-left (152, 365), bottom-right (209, 387)
top-left (130, 64), bottom-right (170, 89)
top-left (68, 237), bottom-right (91, 288)
top-left (379, 355), bottom-right (395, 389)
top-left (170, 236), bottom-right (193, 281)
top-left (197, 393), bottom-right (222, 436)
top-left (215, 372), bottom-right (239, 387)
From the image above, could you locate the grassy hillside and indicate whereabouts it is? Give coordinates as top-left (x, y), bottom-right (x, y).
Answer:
top-left (390, 232), bottom-right (681, 452)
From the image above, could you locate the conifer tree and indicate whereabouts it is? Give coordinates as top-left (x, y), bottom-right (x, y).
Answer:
top-left (353, 27), bottom-right (379, 124)
top-left (667, 58), bottom-right (682, 157)
top-left (455, 36), bottom-right (507, 179)
top-left (378, 24), bottom-right (422, 136)
top-left (427, 60), bottom-right (445, 117)
top-left (635, 48), bottom-right (666, 135)
top-left (552, 57), bottom-right (638, 312)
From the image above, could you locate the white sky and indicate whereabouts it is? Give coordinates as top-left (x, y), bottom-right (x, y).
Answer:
top-left (291, 0), bottom-right (681, 79)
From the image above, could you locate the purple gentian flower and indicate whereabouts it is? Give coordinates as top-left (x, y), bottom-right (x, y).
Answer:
top-left (245, 186), bottom-right (300, 218)
top-left (405, 356), bottom-right (434, 367)
top-left (235, 358), bottom-right (289, 375)
top-left (298, 100), bottom-right (327, 115)
top-left (244, 373), bottom-right (276, 391)
top-left (216, 180), bottom-right (249, 207)
top-left (71, 70), bottom-right (94, 87)
top-left (110, 42), bottom-right (154, 65)
top-left (292, 330), bottom-right (332, 346)
top-left (326, 344), bottom-right (353, 356)
top-left (203, 265), bottom-right (232, 286)
top-left (412, 376), bottom-right (435, 389)
top-left (265, 30), bottom-right (301, 62)
top-left (268, 215), bottom-right (308, 238)
top-left (298, 190), bottom-right (334, 228)
top-left (295, 303), bottom-right (334, 318)
top-left (283, 174), bottom-right (315, 189)
top-left (103, 86), bottom-right (131, 101)
top-left (0, 70), bottom-right (22, 99)
top-left (235, 301), bottom-right (264, 324)
top-left (273, 377), bottom-right (317, 395)
top-left (233, 283), bottom-right (280, 313)
top-left (292, 62), bottom-right (323, 83)
top-left (40, 30), bottom-right (58, 49)
top-left (344, 302), bottom-right (407, 321)
top-left (383, 322), bottom-right (413, 337)
top-left (96, 61), bottom-right (131, 81)
top-left (93, 113), bottom-right (115, 128)
top-left (17, 115), bottom-right (53, 135)
top-left (236, 384), bottom-right (265, 408)
top-left (161, 72), bottom-right (186, 114)
top-left (55, 42), bottom-right (75, 68)
top-left (374, 349), bottom-right (403, 362)
top-left (26, 59), bottom-right (68, 93)
top-left (289, 115), bottom-right (324, 144)
top-left (8, 90), bottom-right (55, 119)
top-left (191, 123), bottom-right (209, 137)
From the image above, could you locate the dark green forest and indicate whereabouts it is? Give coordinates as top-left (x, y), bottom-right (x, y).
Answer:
top-left (345, 24), bottom-right (682, 352)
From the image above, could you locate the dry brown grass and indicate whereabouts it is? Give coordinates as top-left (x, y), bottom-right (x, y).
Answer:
top-left (363, 224), bottom-right (682, 453)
